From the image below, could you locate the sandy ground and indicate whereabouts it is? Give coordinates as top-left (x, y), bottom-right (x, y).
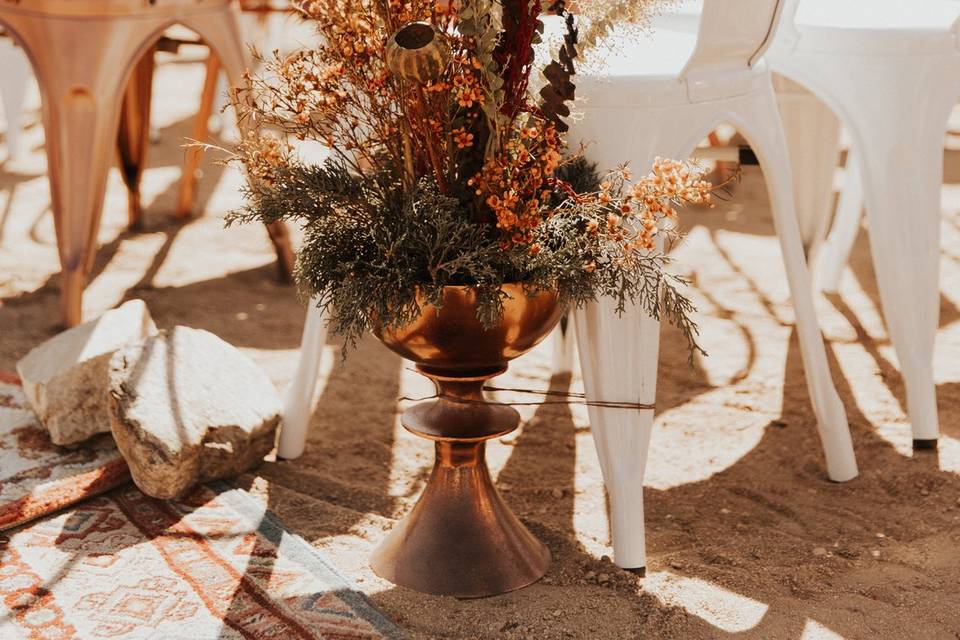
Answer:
top-left (2, 52), bottom-right (960, 640)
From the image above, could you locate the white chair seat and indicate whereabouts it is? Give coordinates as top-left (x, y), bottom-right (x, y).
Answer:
top-left (792, 0), bottom-right (959, 53)
top-left (796, 0), bottom-right (958, 33)
top-left (576, 62), bottom-right (771, 110)
top-left (657, 0), bottom-right (959, 51)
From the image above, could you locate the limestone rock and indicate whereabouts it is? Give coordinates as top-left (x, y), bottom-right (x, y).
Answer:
top-left (108, 326), bottom-right (281, 499)
top-left (16, 299), bottom-right (157, 446)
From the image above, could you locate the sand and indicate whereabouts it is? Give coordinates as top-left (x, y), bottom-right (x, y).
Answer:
top-left (2, 52), bottom-right (960, 640)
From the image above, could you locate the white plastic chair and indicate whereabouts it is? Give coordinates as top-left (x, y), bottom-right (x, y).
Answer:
top-left (565, 0), bottom-right (858, 571)
top-left (769, 0), bottom-right (960, 447)
top-left (0, 35), bottom-right (30, 160)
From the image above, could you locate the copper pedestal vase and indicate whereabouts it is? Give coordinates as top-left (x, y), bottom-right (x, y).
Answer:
top-left (372, 284), bottom-right (564, 597)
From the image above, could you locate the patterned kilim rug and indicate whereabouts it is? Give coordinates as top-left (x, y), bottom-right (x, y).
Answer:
top-left (0, 372), bottom-right (402, 638)
top-left (0, 372), bottom-right (129, 532)
top-left (0, 482), bottom-right (403, 639)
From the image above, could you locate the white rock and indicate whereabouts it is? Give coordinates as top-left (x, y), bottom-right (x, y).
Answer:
top-left (108, 326), bottom-right (281, 499)
top-left (16, 299), bottom-right (157, 446)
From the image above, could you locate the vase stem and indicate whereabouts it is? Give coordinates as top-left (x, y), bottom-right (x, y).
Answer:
top-left (369, 368), bottom-right (550, 597)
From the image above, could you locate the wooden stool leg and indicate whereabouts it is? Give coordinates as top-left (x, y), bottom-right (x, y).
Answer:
top-left (117, 46), bottom-right (156, 229)
top-left (176, 53), bottom-right (219, 219)
top-left (185, 8), bottom-right (295, 281)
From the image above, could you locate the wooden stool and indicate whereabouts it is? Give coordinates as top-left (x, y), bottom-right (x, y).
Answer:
top-left (0, 0), bottom-right (294, 327)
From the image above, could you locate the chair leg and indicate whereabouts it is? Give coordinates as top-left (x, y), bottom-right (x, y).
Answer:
top-left (49, 91), bottom-right (124, 326)
top-left (176, 53), bottom-right (219, 220)
top-left (116, 46), bottom-right (156, 229)
top-left (185, 8), bottom-right (296, 281)
top-left (550, 313), bottom-right (576, 374)
top-left (3, 13), bottom-right (166, 326)
top-left (816, 149), bottom-right (864, 294)
top-left (0, 37), bottom-right (29, 160)
top-left (210, 71), bottom-right (239, 140)
top-left (279, 300), bottom-right (328, 459)
top-left (773, 74), bottom-right (841, 253)
top-left (562, 108), bottom-right (671, 571)
top-left (738, 84), bottom-right (858, 481)
top-left (850, 123), bottom-right (945, 445)
top-left (4, 16), bottom-right (154, 327)
top-left (573, 297), bottom-right (660, 571)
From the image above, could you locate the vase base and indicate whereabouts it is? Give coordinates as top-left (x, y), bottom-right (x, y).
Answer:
top-left (370, 440), bottom-right (549, 598)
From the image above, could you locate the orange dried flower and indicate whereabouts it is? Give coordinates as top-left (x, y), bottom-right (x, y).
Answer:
top-left (453, 127), bottom-right (474, 149)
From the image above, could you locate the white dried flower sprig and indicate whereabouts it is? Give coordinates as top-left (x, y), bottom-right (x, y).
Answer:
top-left (577, 0), bottom-right (677, 51)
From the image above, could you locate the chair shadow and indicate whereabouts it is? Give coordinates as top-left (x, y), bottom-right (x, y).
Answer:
top-left (0, 167), bottom-right (42, 245)
top-left (222, 327), bottom-right (404, 639)
top-left (650, 166), bottom-right (787, 413)
top-left (0, 229), bottom-right (128, 370)
top-left (495, 372), bottom-right (587, 571)
top-left (236, 329), bottom-right (404, 541)
top-left (820, 210), bottom-right (959, 443)
top-left (837, 219), bottom-right (960, 333)
top-left (116, 263), bottom-right (299, 350)
top-left (681, 163), bottom-right (959, 449)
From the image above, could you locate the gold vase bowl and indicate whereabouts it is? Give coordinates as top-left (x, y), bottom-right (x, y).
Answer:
top-left (375, 284), bottom-right (563, 374)
top-left (371, 284), bottom-right (563, 597)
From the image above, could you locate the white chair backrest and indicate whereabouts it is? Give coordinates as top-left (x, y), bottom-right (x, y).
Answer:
top-left (680, 0), bottom-right (786, 78)
top-left (776, 0), bottom-right (802, 43)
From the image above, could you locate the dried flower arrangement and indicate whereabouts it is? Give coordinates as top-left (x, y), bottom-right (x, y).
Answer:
top-left (227, 0), bottom-right (713, 355)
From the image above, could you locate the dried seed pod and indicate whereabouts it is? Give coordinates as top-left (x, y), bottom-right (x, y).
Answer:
top-left (385, 22), bottom-right (451, 84)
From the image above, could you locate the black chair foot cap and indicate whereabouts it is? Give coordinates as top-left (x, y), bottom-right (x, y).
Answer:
top-left (624, 566), bottom-right (646, 577)
top-left (913, 438), bottom-right (938, 451)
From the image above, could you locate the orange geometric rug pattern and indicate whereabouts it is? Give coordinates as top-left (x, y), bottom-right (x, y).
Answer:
top-left (0, 373), bottom-right (130, 532)
top-left (0, 482), bottom-right (401, 639)
top-left (0, 372), bottom-right (401, 638)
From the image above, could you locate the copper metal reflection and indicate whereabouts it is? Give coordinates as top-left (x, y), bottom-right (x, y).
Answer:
top-left (372, 285), bottom-right (563, 597)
